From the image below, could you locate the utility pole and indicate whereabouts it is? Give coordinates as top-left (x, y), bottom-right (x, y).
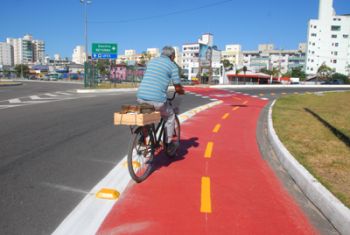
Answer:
top-left (80, 0), bottom-right (92, 87)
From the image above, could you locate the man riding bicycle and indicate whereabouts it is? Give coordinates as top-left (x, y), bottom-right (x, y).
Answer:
top-left (137, 46), bottom-right (185, 154)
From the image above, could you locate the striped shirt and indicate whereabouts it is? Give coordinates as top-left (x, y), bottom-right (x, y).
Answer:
top-left (137, 55), bottom-right (180, 103)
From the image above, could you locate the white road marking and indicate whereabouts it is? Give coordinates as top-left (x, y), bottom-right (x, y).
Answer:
top-left (9, 98), bottom-right (22, 103)
top-left (55, 92), bottom-right (72, 95)
top-left (44, 93), bottom-right (58, 97)
top-left (30, 95), bottom-right (57, 100)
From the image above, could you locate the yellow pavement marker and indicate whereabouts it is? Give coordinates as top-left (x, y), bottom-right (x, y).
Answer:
top-left (232, 106), bottom-right (239, 111)
top-left (123, 161), bottom-right (141, 168)
top-left (243, 100), bottom-right (248, 105)
top-left (222, 113), bottom-right (229, 119)
top-left (200, 177), bottom-right (212, 213)
top-left (96, 188), bottom-right (120, 200)
top-left (205, 142), bottom-right (214, 158)
top-left (212, 124), bottom-right (221, 133)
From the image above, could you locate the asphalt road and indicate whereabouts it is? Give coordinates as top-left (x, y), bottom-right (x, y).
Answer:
top-left (0, 82), bottom-right (212, 235)
top-left (0, 82), bottom-right (349, 234)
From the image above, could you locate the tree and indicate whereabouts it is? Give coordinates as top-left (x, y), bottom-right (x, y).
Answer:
top-left (242, 66), bottom-right (247, 75)
top-left (221, 59), bottom-right (233, 71)
top-left (96, 60), bottom-right (110, 77)
top-left (317, 63), bottom-right (333, 81)
top-left (331, 73), bottom-right (350, 84)
top-left (290, 66), bottom-right (306, 81)
top-left (260, 68), bottom-right (271, 75)
top-left (14, 64), bottom-right (30, 78)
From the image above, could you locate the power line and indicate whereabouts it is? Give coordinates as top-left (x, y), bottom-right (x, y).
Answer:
top-left (89, 0), bottom-right (233, 24)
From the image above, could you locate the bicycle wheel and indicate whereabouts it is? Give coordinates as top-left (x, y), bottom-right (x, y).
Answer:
top-left (127, 126), bottom-right (154, 183)
top-left (165, 115), bottom-right (181, 157)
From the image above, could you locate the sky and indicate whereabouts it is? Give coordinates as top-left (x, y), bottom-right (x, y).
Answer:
top-left (1, 0), bottom-right (350, 59)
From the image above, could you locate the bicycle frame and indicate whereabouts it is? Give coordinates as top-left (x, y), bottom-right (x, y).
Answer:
top-left (129, 92), bottom-right (177, 147)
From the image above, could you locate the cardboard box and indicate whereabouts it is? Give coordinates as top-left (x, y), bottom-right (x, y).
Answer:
top-left (114, 112), bottom-right (161, 126)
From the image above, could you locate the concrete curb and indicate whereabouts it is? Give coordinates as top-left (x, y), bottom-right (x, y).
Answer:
top-left (267, 100), bottom-right (350, 235)
top-left (211, 84), bottom-right (350, 89)
top-left (0, 82), bottom-right (22, 87)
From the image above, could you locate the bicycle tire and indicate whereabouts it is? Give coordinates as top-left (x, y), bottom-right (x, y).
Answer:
top-left (127, 126), bottom-right (154, 183)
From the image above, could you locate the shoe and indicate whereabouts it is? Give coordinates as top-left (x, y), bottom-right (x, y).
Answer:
top-left (166, 141), bottom-right (178, 156)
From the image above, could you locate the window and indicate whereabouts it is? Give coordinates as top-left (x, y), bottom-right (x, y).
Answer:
top-left (332, 35), bottom-right (337, 38)
top-left (344, 35), bottom-right (349, 39)
top-left (311, 33), bottom-right (317, 37)
top-left (335, 43), bottom-right (339, 47)
top-left (333, 59), bottom-right (337, 64)
top-left (334, 51), bottom-right (338, 56)
top-left (331, 25), bottom-right (341, 31)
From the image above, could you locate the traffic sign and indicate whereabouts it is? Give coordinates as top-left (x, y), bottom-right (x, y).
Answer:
top-left (92, 43), bottom-right (118, 60)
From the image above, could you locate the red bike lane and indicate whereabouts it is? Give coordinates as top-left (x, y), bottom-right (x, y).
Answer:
top-left (97, 87), bottom-right (317, 235)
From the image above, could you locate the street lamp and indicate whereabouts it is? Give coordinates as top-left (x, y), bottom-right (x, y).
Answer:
top-left (80, 0), bottom-right (92, 62)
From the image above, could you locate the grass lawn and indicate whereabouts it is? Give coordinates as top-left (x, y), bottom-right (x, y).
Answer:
top-left (273, 91), bottom-right (350, 208)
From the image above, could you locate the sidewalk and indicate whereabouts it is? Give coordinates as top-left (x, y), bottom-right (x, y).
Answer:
top-left (97, 87), bottom-right (317, 234)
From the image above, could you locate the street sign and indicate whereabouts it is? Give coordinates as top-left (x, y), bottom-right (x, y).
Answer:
top-left (92, 43), bottom-right (118, 59)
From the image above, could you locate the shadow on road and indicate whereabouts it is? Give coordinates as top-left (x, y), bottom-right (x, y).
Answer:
top-left (151, 137), bottom-right (199, 172)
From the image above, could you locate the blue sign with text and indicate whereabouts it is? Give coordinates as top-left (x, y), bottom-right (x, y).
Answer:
top-left (92, 53), bottom-right (117, 59)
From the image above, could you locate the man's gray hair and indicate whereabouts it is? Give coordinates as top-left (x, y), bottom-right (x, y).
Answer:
top-left (161, 46), bottom-right (175, 58)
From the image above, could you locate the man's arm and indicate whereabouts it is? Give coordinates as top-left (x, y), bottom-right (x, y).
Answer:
top-left (174, 84), bottom-right (185, 95)
top-left (171, 62), bottom-right (185, 95)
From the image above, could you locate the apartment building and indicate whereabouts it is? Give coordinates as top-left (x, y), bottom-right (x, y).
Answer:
top-left (72, 45), bottom-right (86, 65)
top-left (306, 0), bottom-right (350, 75)
top-left (6, 34), bottom-right (45, 65)
top-left (241, 44), bottom-right (306, 74)
top-left (32, 40), bottom-right (45, 64)
top-left (221, 44), bottom-right (242, 66)
top-left (0, 42), bottom-right (13, 66)
top-left (182, 43), bottom-right (200, 79)
top-left (146, 48), bottom-right (160, 58)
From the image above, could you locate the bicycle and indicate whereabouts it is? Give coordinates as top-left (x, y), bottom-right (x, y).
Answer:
top-left (127, 92), bottom-right (181, 183)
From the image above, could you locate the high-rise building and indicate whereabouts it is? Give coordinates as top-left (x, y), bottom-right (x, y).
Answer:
top-left (33, 40), bottom-right (45, 64)
top-left (72, 45), bottom-right (86, 64)
top-left (0, 42), bottom-right (13, 66)
top-left (306, 0), bottom-right (350, 75)
top-left (6, 34), bottom-right (45, 65)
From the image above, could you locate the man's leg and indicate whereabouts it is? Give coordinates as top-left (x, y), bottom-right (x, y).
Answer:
top-left (163, 102), bottom-right (175, 144)
top-left (137, 99), bottom-right (174, 144)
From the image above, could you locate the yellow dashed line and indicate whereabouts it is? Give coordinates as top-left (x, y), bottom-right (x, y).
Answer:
top-left (243, 100), bottom-right (248, 105)
top-left (232, 106), bottom-right (239, 111)
top-left (259, 93), bottom-right (264, 96)
top-left (294, 92), bottom-right (299, 94)
top-left (212, 124), bottom-right (221, 133)
top-left (271, 93), bottom-right (275, 96)
top-left (281, 92), bottom-right (287, 95)
top-left (200, 177), bottom-right (212, 213)
top-left (233, 97), bottom-right (242, 101)
top-left (205, 142), bottom-right (214, 158)
top-left (222, 113), bottom-right (230, 119)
